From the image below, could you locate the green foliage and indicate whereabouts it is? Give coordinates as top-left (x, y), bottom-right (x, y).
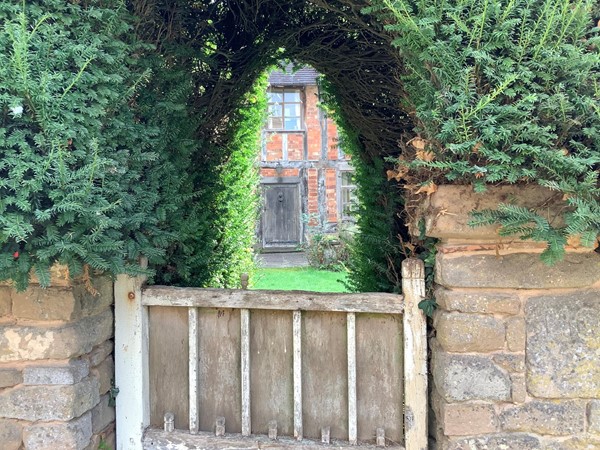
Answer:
top-left (152, 74), bottom-right (266, 288)
top-left (0, 0), bottom-right (163, 289)
top-left (369, 0), bottom-right (600, 262)
top-left (304, 232), bottom-right (350, 272)
top-left (320, 80), bottom-right (407, 293)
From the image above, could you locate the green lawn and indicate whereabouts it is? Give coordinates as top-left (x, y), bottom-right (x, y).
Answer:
top-left (252, 267), bottom-right (349, 293)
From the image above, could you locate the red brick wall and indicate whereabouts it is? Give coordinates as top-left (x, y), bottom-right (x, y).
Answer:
top-left (305, 85), bottom-right (322, 161)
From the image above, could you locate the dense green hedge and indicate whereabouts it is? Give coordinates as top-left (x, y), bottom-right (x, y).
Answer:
top-left (0, 0), bottom-right (165, 289)
top-left (2, 0), bottom-right (597, 290)
top-left (371, 0), bottom-right (600, 262)
top-left (152, 75), bottom-right (266, 288)
top-left (0, 1), bottom-right (265, 289)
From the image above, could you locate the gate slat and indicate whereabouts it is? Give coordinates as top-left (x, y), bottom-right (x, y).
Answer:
top-left (189, 307), bottom-right (199, 434)
top-left (293, 310), bottom-right (303, 440)
top-left (347, 312), bottom-right (357, 445)
top-left (142, 287), bottom-right (403, 314)
top-left (241, 308), bottom-right (251, 436)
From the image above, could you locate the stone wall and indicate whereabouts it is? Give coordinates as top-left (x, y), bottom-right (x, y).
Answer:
top-left (0, 267), bottom-right (115, 450)
top-left (418, 186), bottom-right (600, 449)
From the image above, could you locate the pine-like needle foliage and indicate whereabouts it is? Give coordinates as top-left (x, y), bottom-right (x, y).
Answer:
top-left (370, 0), bottom-right (600, 262)
top-left (0, 0), bottom-right (164, 289)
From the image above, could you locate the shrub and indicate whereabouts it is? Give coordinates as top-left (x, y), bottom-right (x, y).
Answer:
top-left (305, 232), bottom-right (350, 272)
top-left (370, 0), bottom-right (600, 263)
top-left (0, 0), bottom-right (164, 289)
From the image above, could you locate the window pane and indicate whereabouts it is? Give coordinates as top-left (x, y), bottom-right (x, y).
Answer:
top-left (284, 117), bottom-right (301, 130)
top-left (342, 189), bottom-right (352, 204)
top-left (284, 103), bottom-right (301, 117)
top-left (341, 172), bottom-right (355, 186)
top-left (268, 91), bottom-right (283, 102)
top-left (269, 104), bottom-right (282, 117)
top-left (269, 117), bottom-right (283, 129)
top-left (284, 90), bottom-right (301, 102)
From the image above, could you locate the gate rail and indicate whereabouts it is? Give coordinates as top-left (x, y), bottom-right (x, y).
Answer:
top-left (114, 258), bottom-right (427, 450)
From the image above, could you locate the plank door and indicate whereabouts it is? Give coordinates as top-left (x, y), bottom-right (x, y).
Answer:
top-left (262, 183), bottom-right (301, 248)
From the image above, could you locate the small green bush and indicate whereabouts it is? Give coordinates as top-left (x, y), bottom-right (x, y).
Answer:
top-left (305, 232), bottom-right (350, 272)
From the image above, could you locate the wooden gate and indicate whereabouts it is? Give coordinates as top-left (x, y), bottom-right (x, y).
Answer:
top-left (114, 259), bottom-right (427, 450)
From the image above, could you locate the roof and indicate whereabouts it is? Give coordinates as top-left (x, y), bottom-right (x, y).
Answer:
top-left (268, 64), bottom-right (319, 86)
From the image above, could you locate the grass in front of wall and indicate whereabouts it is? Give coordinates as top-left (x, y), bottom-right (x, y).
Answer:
top-left (252, 267), bottom-right (349, 293)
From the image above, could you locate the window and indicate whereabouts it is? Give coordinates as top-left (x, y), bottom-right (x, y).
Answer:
top-left (268, 88), bottom-right (302, 130)
top-left (339, 171), bottom-right (357, 221)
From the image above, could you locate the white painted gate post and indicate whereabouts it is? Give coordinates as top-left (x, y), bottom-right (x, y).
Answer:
top-left (115, 266), bottom-right (149, 450)
top-left (402, 258), bottom-right (428, 450)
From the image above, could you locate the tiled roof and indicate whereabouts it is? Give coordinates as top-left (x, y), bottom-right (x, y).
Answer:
top-left (268, 64), bottom-right (319, 86)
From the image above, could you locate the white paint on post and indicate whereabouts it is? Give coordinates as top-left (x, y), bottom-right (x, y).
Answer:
top-left (347, 312), bottom-right (357, 445)
top-left (189, 307), bottom-right (200, 434)
top-left (401, 258), bottom-right (427, 450)
top-left (293, 310), bottom-right (303, 440)
top-left (241, 308), bottom-right (251, 436)
top-left (114, 261), bottom-right (148, 450)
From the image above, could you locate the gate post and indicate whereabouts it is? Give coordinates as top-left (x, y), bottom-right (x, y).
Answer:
top-left (114, 265), bottom-right (148, 450)
top-left (402, 258), bottom-right (428, 450)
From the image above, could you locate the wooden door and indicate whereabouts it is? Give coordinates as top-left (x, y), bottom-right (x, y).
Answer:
top-left (262, 183), bottom-right (301, 249)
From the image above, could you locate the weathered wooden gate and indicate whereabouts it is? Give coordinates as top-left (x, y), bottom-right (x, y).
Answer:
top-left (114, 259), bottom-right (427, 450)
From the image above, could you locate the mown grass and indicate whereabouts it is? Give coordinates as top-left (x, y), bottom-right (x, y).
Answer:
top-left (252, 267), bottom-right (349, 293)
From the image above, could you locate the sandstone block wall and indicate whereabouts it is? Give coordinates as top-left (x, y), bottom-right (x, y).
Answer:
top-left (0, 270), bottom-right (115, 450)
top-left (419, 186), bottom-right (600, 450)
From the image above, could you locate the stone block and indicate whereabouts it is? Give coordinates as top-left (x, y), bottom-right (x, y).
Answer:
top-left (92, 394), bottom-right (115, 434)
top-left (0, 418), bottom-right (23, 450)
top-left (436, 253), bottom-right (600, 289)
top-left (440, 402), bottom-right (497, 436)
top-left (0, 286), bottom-right (11, 316)
top-left (506, 317), bottom-right (526, 352)
top-left (435, 288), bottom-right (521, 315)
top-left (12, 287), bottom-right (78, 321)
top-left (511, 373), bottom-right (527, 403)
top-left (88, 340), bottom-right (113, 367)
top-left (443, 433), bottom-right (542, 450)
top-left (0, 368), bottom-right (22, 388)
top-left (413, 184), bottom-right (565, 241)
top-left (589, 400), bottom-right (600, 434)
top-left (71, 276), bottom-right (113, 318)
top-left (24, 359), bottom-right (89, 385)
top-left (0, 376), bottom-right (99, 421)
top-left (24, 411), bottom-right (92, 450)
top-left (433, 350), bottom-right (511, 402)
top-left (500, 400), bottom-right (585, 435)
top-left (0, 309), bottom-right (113, 362)
top-left (91, 356), bottom-right (114, 395)
top-left (435, 312), bottom-right (505, 352)
top-left (543, 436), bottom-right (600, 449)
top-left (526, 290), bottom-right (600, 398)
top-left (12, 275), bottom-right (112, 322)
top-left (493, 353), bottom-right (525, 373)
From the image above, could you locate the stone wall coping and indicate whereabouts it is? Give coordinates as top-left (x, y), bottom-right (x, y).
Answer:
top-left (410, 184), bottom-right (570, 242)
top-left (0, 264), bottom-right (109, 289)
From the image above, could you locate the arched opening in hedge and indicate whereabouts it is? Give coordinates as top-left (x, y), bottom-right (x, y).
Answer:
top-left (132, 0), bottom-right (422, 292)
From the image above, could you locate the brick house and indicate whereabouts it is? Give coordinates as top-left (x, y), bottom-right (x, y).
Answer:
top-left (258, 65), bottom-right (355, 251)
